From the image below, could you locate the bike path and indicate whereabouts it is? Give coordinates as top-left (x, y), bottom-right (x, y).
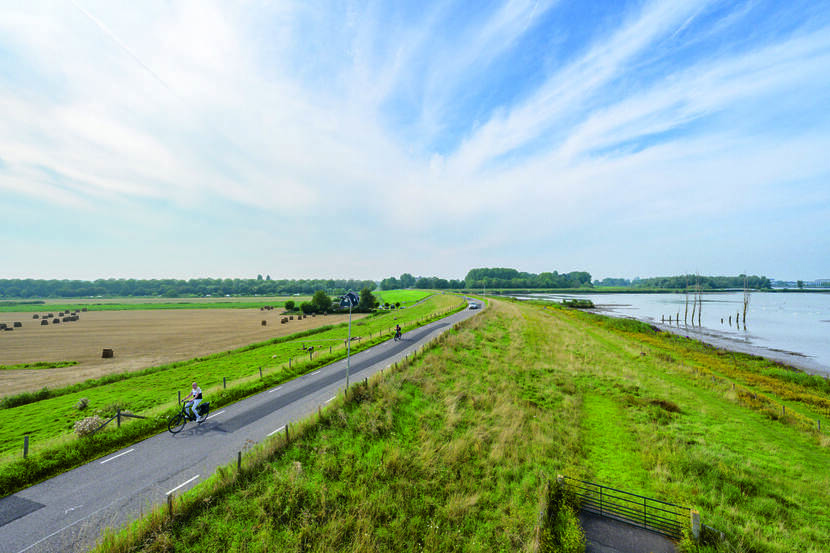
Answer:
top-left (0, 302), bottom-right (479, 553)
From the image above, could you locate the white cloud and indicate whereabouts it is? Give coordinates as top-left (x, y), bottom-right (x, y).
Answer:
top-left (1, 0), bottom-right (828, 279)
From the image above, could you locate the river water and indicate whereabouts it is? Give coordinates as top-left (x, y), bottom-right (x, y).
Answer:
top-left (514, 292), bottom-right (830, 377)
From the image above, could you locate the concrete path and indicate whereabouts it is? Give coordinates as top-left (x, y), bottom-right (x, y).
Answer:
top-left (580, 511), bottom-right (678, 553)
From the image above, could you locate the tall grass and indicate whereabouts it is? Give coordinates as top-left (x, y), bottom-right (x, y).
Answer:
top-left (92, 298), bottom-right (830, 553)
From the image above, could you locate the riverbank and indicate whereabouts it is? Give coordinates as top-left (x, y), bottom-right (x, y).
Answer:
top-left (588, 301), bottom-right (830, 378)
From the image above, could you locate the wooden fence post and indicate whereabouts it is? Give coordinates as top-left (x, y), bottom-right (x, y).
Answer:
top-left (238, 451), bottom-right (242, 471)
top-left (223, 377), bottom-right (227, 389)
top-left (23, 435), bottom-right (29, 459)
top-left (117, 409), bottom-right (121, 428)
top-left (690, 510), bottom-right (701, 541)
top-left (259, 367), bottom-right (262, 378)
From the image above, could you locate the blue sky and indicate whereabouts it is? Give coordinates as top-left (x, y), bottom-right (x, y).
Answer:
top-left (1, 0), bottom-right (829, 281)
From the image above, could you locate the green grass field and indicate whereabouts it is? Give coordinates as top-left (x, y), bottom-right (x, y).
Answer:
top-left (0, 294), bottom-right (467, 495)
top-left (91, 299), bottom-right (829, 553)
top-left (372, 289), bottom-right (433, 306)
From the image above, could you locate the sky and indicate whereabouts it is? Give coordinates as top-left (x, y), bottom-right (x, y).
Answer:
top-left (1, 0), bottom-right (829, 282)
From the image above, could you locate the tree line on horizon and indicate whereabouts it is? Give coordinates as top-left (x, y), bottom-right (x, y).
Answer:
top-left (595, 274), bottom-right (772, 290)
top-left (0, 270), bottom-right (773, 299)
top-left (0, 277), bottom-right (378, 299)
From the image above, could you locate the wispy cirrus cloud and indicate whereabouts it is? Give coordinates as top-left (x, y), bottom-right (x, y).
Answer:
top-left (0, 0), bottom-right (828, 280)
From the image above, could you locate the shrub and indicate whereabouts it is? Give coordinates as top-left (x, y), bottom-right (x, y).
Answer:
top-left (74, 416), bottom-right (104, 437)
top-left (75, 398), bottom-right (89, 410)
top-left (284, 300), bottom-right (295, 311)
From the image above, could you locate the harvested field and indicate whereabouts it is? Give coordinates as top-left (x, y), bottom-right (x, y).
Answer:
top-left (0, 309), bottom-right (362, 397)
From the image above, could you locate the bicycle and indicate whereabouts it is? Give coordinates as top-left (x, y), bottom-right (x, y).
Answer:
top-left (168, 398), bottom-right (210, 434)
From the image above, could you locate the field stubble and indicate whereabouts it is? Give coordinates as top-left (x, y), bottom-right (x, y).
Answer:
top-left (0, 309), bottom-right (361, 396)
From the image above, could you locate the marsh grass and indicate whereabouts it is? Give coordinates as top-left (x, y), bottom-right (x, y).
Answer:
top-left (89, 299), bottom-right (830, 552)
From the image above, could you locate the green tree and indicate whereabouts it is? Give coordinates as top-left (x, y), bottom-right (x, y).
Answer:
top-left (284, 300), bottom-right (295, 311)
top-left (358, 287), bottom-right (377, 311)
top-left (311, 290), bottom-right (333, 313)
top-left (797, 280), bottom-right (804, 289)
top-left (400, 273), bottom-right (415, 288)
top-left (300, 301), bottom-right (314, 314)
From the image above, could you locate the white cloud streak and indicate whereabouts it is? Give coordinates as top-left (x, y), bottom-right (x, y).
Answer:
top-left (0, 0), bottom-right (828, 279)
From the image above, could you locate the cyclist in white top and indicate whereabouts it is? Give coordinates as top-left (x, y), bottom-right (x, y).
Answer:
top-left (183, 382), bottom-right (204, 422)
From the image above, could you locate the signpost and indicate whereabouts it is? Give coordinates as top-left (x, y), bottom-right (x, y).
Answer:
top-left (340, 292), bottom-right (359, 390)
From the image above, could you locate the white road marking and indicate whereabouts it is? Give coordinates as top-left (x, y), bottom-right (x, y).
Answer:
top-left (64, 505), bottom-right (82, 515)
top-left (267, 425), bottom-right (286, 437)
top-left (325, 396), bottom-right (336, 404)
top-left (210, 410), bottom-right (225, 417)
top-left (166, 475), bottom-right (200, 496)
top-left (310, 370), bottom-right (321, 376)
top-left (99, 448), bottom-right (135, 464)
top-left (267, 386), bottom-right (283, 393)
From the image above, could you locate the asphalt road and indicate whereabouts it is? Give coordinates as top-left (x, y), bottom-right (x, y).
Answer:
top-left (0, 302), bottom-right (480, 553)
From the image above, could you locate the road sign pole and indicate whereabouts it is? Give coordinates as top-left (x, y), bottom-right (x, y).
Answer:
top-left (346, 303), bottom-right (352, 390)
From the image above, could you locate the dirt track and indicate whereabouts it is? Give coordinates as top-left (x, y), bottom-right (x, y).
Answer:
top-left (0, 309), bottom-right (361, 396)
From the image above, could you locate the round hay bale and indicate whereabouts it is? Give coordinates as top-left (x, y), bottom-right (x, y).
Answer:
top-left (3, 327), bottom-right (12, 331)
top-left (261, 320), bottom-right (267, 326)
top-left (82, 308), bottom-right (88, 312)
top-left (62, 317), bottom-right (69, 322)
top-left (46, 313), bottom-right (54, 318)
top-left (14, 322), bottom-right (22, 328)
top-left (289, 315), bottom-right (294, 320)
top-left (281, 318), bottom-right (287, 324)
top-left (0, 323), bottom-right (6, 329)
top-left (33, 314), bottom-right (40, 319)
top-left (52, 319), bottom-right (60, 324)
top-left (102, 348), bottom-right (114, 358)
top-left (41, 319), bottom-right (49, 326)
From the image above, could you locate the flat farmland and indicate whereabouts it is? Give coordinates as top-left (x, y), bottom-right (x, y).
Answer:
top-left (0, 309), bottom-right (359, 396)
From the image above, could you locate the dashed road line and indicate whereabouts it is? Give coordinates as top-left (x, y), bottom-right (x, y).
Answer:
top-left (267, 386), bottom-right (283, 393)
top-left (100, 448), bottom-right (135, 464)
top-left (267, 425), bottom-right (286, 437)
top-left (166, 475), bottom-right (200, 496)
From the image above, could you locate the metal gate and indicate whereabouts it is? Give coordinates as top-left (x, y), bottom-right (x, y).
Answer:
top-left (560, 476), bottom-right (690, 539)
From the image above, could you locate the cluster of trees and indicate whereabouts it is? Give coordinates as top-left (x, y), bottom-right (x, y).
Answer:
top-left (379, 268), bottom-right (592, 290)
top-left (593, 275), bottom-right (772, 290)
top-left (287, 288), bottom-right (379, 315)
top-left (379, 274), bottom-right (464, 290)
top-left (0, 278), bottom-right (378, 299)
top-left (463, 268), bottom-right (592, 289)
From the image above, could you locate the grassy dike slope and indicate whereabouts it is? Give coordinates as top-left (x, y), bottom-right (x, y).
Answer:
top-left (96, 300), bottom-right (829, 553)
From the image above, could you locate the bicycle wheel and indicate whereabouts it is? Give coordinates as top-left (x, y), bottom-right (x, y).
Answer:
top-left (168, 413), bottom-right (186, 434)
